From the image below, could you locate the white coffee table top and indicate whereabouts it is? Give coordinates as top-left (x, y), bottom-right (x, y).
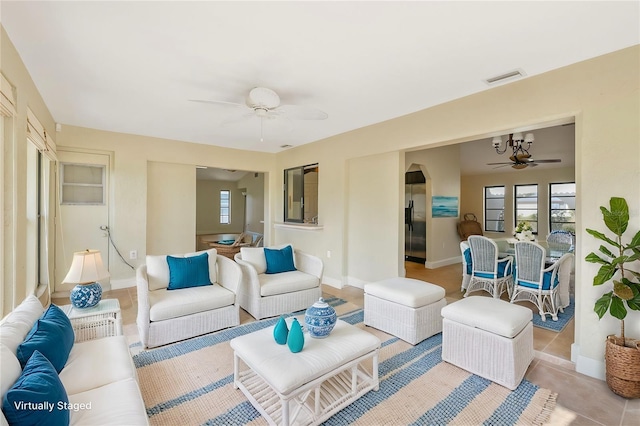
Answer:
top-left (230, 317), bottom-right (380, 395)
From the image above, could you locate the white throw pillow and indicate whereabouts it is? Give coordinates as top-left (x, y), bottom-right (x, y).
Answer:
top-left (0, 295), bottom-right (45, 352)
top-left (146, 249), bottom-right (218, 291)
top-left (241, 245), bottom-right (294, 274)
top-left (0, 343), bottom-right (22, 397)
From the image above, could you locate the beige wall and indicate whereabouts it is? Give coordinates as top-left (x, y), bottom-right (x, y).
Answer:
top-left (237, 172), bottom-right (265, 235)
top-left (461, 166), bottom-right (576, 240)
top-left (196, 180), bottom-right (244, 235)
top-left (3, 19), bottom-right (638, 382)
top-left (147, 162), bottom-right (196, 256)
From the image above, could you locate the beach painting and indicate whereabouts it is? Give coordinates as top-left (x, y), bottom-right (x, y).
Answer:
top-left (432, 196), bottom-right (459, 218)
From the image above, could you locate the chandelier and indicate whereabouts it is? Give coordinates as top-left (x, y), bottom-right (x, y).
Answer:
top-left (492, 132), bottom-right (535, 163)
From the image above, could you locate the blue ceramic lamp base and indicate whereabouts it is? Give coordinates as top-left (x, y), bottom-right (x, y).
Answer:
top-left (70, 282), bottom-right (102, 309)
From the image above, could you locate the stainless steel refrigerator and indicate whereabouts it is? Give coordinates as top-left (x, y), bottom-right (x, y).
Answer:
top-left (405, 171), bottom-right (426, 263)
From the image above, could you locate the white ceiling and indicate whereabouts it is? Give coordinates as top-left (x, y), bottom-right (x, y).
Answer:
top-left (2, 1), bottom-right (638, 155)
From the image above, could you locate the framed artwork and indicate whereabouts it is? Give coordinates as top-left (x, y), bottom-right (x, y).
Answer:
top-left (432, 196), bottom-right (458, 218)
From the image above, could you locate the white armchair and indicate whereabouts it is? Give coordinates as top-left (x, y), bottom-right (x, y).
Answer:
top-left (136, 249), bottom-right (241, 348)
top-left (234, 245), bottom-right (323, 320)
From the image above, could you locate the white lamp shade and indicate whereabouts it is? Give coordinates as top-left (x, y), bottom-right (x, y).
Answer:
top-left (62, 250), bottom-right (110, 284)
top-left (524, 133), bottom-right (535, 143)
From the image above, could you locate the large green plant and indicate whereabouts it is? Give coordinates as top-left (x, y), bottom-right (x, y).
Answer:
top-left (586, 197), bottom-right (640, 343)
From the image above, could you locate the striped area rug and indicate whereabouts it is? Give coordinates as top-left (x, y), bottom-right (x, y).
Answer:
top-left (132, 298), bottom-right (557, 425)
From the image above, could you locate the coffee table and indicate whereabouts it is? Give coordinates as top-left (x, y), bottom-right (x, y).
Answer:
top-left (230, 317), bottom-right (380, 426)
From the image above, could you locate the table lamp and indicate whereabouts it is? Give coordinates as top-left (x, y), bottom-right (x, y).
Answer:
top-left (63, 249), bottom-right (110, 309)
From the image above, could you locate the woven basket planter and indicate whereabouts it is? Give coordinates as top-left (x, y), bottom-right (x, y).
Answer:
top-left (605, 335), bottom-right (640, 399)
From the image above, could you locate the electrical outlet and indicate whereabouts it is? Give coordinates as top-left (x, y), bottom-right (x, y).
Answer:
top-left (326, 250), bottom-right (331, 258)
top-left (129, 250), bottom-right (137, 260)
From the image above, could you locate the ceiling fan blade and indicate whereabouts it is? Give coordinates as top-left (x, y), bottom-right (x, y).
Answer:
top-left (486, 161), bottom-right (514, 165)
top-left (276, 104), bottom-right (328, 120)
top-left (531, 159), bottom-right (562, 163)
top-left (188, 99), bottom-right (246, 108)
top-left (220, 111), bottom-right (256, 127)
top-left (491, 164), bottom-right (513, 169)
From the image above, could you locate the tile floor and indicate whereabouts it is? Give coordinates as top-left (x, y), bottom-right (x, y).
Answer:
top-left (53, 261), bottom-right (639, 425)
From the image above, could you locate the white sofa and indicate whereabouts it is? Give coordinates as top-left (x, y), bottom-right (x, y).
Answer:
top-left (1, 295), bottom-right (148, 426)
top-left (136, 248), bottom-right (241, 348)
top-left (234, 245), bottom-right (323, 320)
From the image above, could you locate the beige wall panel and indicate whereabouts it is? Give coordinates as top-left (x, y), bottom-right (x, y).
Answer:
top-left (346, 152), bottom-right (402, 285)
top-left (237, 172), bottom-right (265, 235)
top-left (147, 162), bottom-right (196, 255)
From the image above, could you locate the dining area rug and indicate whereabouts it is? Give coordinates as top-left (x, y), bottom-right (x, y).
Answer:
top-left (531, 296), bottom-right (575, 332)
top-left (131, 299), bottom-right (557, 425)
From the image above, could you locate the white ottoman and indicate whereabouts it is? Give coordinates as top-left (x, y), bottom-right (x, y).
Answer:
top-left (441, 297), bottom-right (534, 390)
top-left (364, 277), bottom-right (446, 345)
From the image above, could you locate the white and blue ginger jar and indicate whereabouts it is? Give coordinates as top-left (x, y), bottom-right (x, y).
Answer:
top-left (305, 298), bottom-right (337, 338)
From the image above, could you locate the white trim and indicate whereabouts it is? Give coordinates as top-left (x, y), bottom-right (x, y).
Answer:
top-left (425, 255), bottom-right (462, 269)
top-left (274, 222), bottom-right (324, 230)
top-left (345, 275), bottom-right (368, 289)
top-left (572, 343), bottom-right (606, 381)
top-left (321, 275), bottom-right (342, 289)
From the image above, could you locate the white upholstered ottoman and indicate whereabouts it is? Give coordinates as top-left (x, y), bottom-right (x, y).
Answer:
top-left (364, 277), bottom-right (446, 345)
top-left (441, 296), bottom-right (534, 390)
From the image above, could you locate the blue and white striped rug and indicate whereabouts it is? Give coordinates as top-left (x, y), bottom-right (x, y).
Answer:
top-left (132, 298), bottom-right (556, 425)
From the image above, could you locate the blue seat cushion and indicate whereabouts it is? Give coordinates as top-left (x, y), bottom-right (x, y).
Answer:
top-left (517, 270), bottom-right (559, 290)
top-left (463, 248), bottom-right (472, 274)
top-left (475, 260), bottom-right (512, 279)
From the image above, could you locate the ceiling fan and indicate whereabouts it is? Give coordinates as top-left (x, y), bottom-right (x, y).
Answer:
top-left (189, 87), bottom-right (327, 139)
top-left (486, 132), bottom-right (561, 170)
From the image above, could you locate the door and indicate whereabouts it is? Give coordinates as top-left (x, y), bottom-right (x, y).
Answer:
top-left (55, 151), bottom-right (110, 293)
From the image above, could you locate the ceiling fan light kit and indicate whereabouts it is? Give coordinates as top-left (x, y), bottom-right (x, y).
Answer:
top-left (488, 132), bottom-right (561, 170)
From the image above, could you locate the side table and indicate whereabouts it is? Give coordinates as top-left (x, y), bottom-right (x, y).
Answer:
top-left (59, 299), bottom-right (123, 342)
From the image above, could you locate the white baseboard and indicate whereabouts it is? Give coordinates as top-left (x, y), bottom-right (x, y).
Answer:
top-left (425, 255), bottom-right (462, 269)
top-left (572, 343), bottom-right (606, 380)
top-left (321, 275), bottom-right (343, 289)
top-left (345, 276), bottom-right (368, 289)
top-left (109, 277), bottom-right (136, 290)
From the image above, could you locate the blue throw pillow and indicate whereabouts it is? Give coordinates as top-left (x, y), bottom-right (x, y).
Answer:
top-left (264, 245), bottom-right (297, 274)
top-left (17, 304), bottom-right (74, 373)
top-left (2, 351), bottom-right (70, 426)
top-left (167, 252), bottom-right (212, 290)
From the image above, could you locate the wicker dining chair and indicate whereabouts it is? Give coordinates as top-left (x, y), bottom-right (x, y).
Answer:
top-left (465, 235), bottom-right (513, 299)
top-left (460, 241), bottom-right (471, 291)
top-left (510, 241), bottom-right (572, 321)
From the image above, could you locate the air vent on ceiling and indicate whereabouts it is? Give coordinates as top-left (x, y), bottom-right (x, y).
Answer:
top-left (484, 69), bottom-right (526, 86)
top-left (280, 144), bottom-right (293, 149)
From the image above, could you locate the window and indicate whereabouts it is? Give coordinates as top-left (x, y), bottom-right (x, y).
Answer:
top-left (220, 190), bottom-right (230, 224)
top-left (60, 163), bottom-right (105, 204)
top-left (484, 186), bottom-right (505, 232)
top-left (284, 163), bottom-right (318, 223)
top-left (515, 184), bottom-right (538, 233)
top-left (549, 182), bottom-right (576, 233)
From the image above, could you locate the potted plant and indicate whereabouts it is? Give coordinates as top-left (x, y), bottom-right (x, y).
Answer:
top-left (514, 221), bottom-right (535, 241)
top-left (586, 196), bottom-right (640, 398)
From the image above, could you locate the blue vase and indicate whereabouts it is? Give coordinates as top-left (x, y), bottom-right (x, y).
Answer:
top-left (273, 316), bottom-right (289, 345)
top-left (305, 298), bottom-right (337, 338)
top-left (287, 318), bottom-right (304, 353)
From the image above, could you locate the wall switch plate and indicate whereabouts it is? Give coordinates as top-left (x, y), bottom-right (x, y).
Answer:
top-left (326, 250), bottom-right (331, 258)
top-left (129, 250), bottom-right (137, 260)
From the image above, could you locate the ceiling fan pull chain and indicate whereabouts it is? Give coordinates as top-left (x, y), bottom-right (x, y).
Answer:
top-left (260, 116), bottom-right (264, 142)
